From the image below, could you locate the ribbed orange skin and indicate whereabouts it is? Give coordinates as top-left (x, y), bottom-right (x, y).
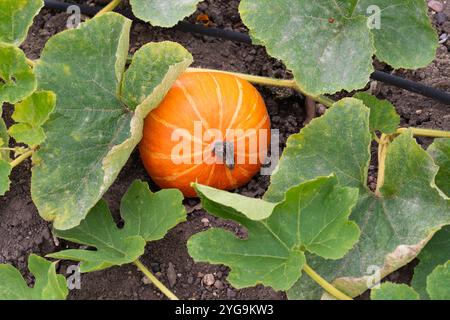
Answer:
top-left (139, 72), bottom-right (271, 197)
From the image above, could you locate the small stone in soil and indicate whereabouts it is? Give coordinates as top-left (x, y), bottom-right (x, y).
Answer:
top-left (428, 0), bottom-right (444, 13)
top-left (436, 12), bottom-right (448, 24)
top-left (214, 280), bottom-right (224, 289)
top-left (227, 288), bottom-right (237, 298)
top-left (203, 273), bottom-right (215, 286)
top-left (201, 218), bottom-right (210, 226)
top-left (167, 262), bottom-right (177, 288)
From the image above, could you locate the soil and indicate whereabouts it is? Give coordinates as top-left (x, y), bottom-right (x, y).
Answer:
top-left (1, 0), bottom-right (449, 300)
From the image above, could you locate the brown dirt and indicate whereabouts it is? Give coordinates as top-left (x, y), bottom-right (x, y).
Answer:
top-left (1, 0), bottom-right (449, 300)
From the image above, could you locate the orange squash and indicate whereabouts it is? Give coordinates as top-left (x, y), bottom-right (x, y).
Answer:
top-left (139, 71), bottom-right (271, 197)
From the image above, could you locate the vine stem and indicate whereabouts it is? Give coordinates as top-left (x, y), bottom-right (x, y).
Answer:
top-left (10, 149), bottom-right (34, 168)
top-left (186, 67), bottom-right (335, 108)
top-left (375, 134), bottom-right (391, 197)
top-left (95, 0), bottom-right (122, 17)
top-left (396, 127), bottom-right (450, 139)
top-left (133, 260), bottom-right (179, 300)
top-left (302, 263), bottom-right (353, 300)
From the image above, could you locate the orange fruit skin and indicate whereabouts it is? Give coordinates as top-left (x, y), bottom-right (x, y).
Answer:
top-left (139, 71), bottom-right (271, 197)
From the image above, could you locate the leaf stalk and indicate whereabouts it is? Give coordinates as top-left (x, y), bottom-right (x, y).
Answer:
top-left (133, 260), bottom-right (179, 300)
top-left (10, 149), bottom-right (34, 169)
top-left (95, 0), bottom-right (122, 17)
top-left (302, 263), bottom-right (353, 300)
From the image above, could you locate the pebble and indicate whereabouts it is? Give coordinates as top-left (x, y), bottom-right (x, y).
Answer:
top-left (203, 273), bottom-right (215, 286)
top-left (428, 0), bottom-right (444, 12)
top-left (316, 104), bottom-right (327, 115)
top-left (214, 280), bottom-right (224, 289)
top-left (201, 218), bottom-right (210, 226)
top-left (436, 12), bottom-right (448, 24)
top-left (227, 288), bottom-right (237, 298)
top-left (167, 262), bottom-right (177, 288)
top-left (142, 276), bottom-right (151, 285)
top-left (416, 109), bottom-right (423, 115)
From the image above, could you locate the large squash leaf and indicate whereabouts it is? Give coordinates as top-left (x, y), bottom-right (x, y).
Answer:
top-left (32, 13), bottom-right (193, 230)
top-left (0, 0), bottom-right (43, 46)
top-left (265, 98), bottom-right (450, 299)
top-left (130, 0), bottom-right (202, 27)
top-left (239, 0), bottom-right (374, 95)
top-left (188, 176), bottom-right (360, 291)
top-left (48, 180), bottom-right (186, 273)
top-left (239, 0), bottom-right (437, 95)
top-left (354, 0), bottom-right (438, 69)
top-left (0, 254), bottom-right (68, 300)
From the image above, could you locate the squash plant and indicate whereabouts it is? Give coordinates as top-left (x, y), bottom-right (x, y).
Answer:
top-left (0, 0), bottom-right (449, 300)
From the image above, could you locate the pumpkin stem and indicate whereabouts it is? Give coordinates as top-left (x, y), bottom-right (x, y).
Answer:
top-left (213, 141), bottom-right (235, 169)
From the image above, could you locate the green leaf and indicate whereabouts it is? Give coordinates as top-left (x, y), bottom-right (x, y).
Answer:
top-left (427, 261), bottom-right (450, 300)
top-left (48, 180), bottom-right (186, 273)
top-left (48, 200), bottom-right (146, 273)
top-left (412, 226), bottom-right (450, 299)
top-left (0, 0), bottom-right (43, 46)
top-left (130, 0), bottom-right (202, 27)
top-left (188, 176), bottom-right (360, 291)
top-left (0, 105), bottom-right (9, 161)
top-left (0, 254), bottom-right (68, 300)
top-left (353, 92), bottom-right (400, 134)
top-left (120, 180), bottom-right (187, 241)
top-left (428, 139), bottom-right (450, 197)
top-left (265, 98), bottom-right (450, 299)
top-left (11, 90), bottom-right (55, 127)
top-left (370, 282), bottom-right (419, 300)
top-left (0, 159), bottom-right (12, 196)
top-left (8, 124), bottom-right (45, 147)
top-left (354, 0), bottom-right (438, 69)
top-left (7, 90), bottom-right (55, 146)
top-left (0, 43), bottom-right (36, 104)
top-left (32, 13), bottom-right (193, 230)
top-left (239, 0), bottom-right (374, 95)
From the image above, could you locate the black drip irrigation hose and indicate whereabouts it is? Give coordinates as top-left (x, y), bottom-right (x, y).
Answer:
top-left (44, 0), bottom-right (450, 105)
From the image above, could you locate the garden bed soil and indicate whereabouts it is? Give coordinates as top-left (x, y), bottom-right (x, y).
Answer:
top-left (0, 0), bottom-right (449, 300)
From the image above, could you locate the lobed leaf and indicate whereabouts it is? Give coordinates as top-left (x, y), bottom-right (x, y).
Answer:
top-left (370, 282), bottom-right (419, 300)
top-left (239, 0), bottom-right (374, 95)
top-left (354, 0), bottom-right (438, 69)
top-left (353, 92), bottom-right (400, 134)
top-left (426, 261), bottom-right (450, 300)
top-left (0, 0), bottom-right (43, 46)
top-left (428, 139), bottom-right (450, 197)
top-left (188, 176), bottom-right (360, 291)
top-left (265, 98), bottom-right (450, 299)
top-left (411, 226), bottom-right (450, 299)
top-left (32, 13), bottom-right (193, 230)
top-left (0, 254), bottom-right (68, 300)
top-left (0, 43), bottom-right (36, 104)
top-left (130, 0), bottom-right (202, 28)
top-left (8, 90), bottom-right (55, 146)
top-left (120, 180), bottom-right (187, 242)
top-left (48, 180), bottom-right (186, 273)
top-left (48, 200), bottom-right (147, 273)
